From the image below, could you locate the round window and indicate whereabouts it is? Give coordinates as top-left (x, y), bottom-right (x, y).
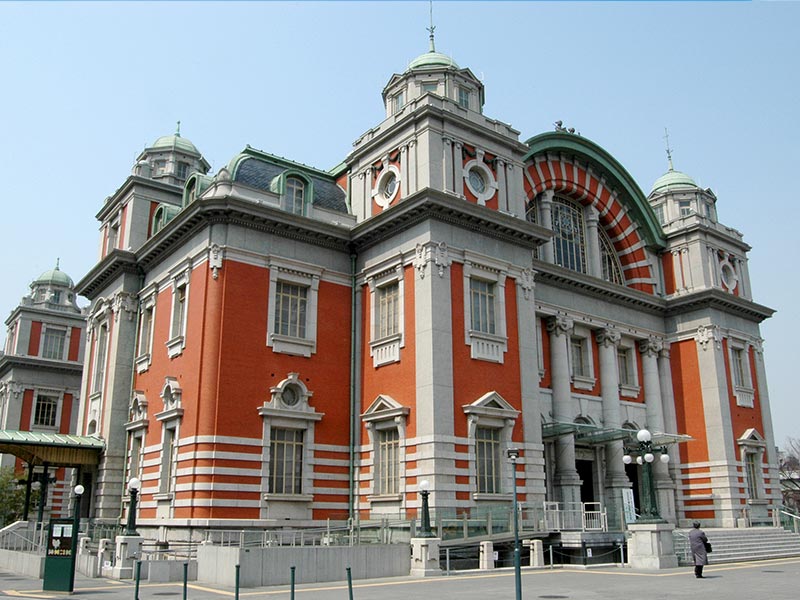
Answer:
top-left (468, 168), bottom-right (486, 194)
top-left (720, 262), bottom-right (737, 291)
top-left (382, 173), bottom-right (398, 200)
top-left (281, 385), bottom-right (299, 407)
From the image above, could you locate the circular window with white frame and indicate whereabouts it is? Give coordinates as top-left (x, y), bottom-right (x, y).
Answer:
top-left (281, 384), bottom-right (300, 407)
top-left (720, 260), bottom-right (738, 292)
top-left (463, 160), bottom-right (497, 205)
top-left (372, 165), bottom-right (401, 210)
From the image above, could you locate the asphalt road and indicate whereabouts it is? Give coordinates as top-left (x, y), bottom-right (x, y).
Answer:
top-left (2, 557), bottom-right (800, 600)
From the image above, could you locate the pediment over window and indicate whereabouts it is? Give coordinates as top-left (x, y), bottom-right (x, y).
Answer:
top-left (362, 395), bottom-right (410, 423)
top-left (462, 391), bottom-right (519, 420)
top-left (127, 390), bottom-right (149, 431)
top-left (160, 377), bottom-right (182, 410)
top-left (738, 428), bottom-right (766, 448)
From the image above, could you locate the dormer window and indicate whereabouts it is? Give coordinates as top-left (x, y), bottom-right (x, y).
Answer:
top-left (392, 90), bottom-right (405, 114)
top-left (679, 199), bottom-right (692, 217)
top-left (176, 161), bottom-right (190, 179)
top-left (154, 160), bottom-right (167, 176)
top-left (285, 176), bottom-right (306, 215)
top-left (458, 87), bottom-right (470, 109)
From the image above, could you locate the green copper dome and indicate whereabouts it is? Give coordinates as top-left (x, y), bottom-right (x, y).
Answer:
top-left (408, 50), bottom-right (459, 71)
top-left (152, 133), bottom-right (199, 154)
top-left (651, 169), bottom-right (698, 194)
top-left (34, 265), bottom-right (74, 288)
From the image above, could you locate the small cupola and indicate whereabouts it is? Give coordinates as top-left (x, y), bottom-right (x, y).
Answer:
top-left (133, 122), bottom-right (211, 185)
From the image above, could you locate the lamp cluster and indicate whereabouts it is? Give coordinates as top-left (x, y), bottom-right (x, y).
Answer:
top-left (622, 429), bottom-right (670, 464)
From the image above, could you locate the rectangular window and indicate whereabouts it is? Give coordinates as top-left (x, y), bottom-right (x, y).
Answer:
top-left (458, 87), bottom-right (470, 109)
top-left (138, 306), bottom-right (154, 356)
top-left (91, 324), bottom-right (108, 394)
top-left (377, 428), bottom-right (399, 495)
top-left (617, 348), bottom-right (631, 385)
top-left (176, 161), bottom-right (190, 179)
top-left (470, 279), bottom-right (496, 334)
top-left (731, 347), bottom-right (746, 387)
top-left (679, 200), bottom-right (692, 217)
top-left (269, 428), bottom-right (304, 495)
top-left (571, 337), bottom-right (587, 377)
top-left (154, 160), bottom-right (167, 175)
top-left (129, 434), bottom-right (143, 481)
top-left (422, 82), bottom-right (437, 93)
top-left (51, 290), bottom-right (61, 304)
top-left (377, 283), bottom-right (400, 339)
top-left (476, 427), bottom-right (501, 494)
top-left (745, 452), bottom-right (759, 499)
top-left (274, 282), bottom-right (308, 338)
top-left (41, 328), bottom-right (66, 360)
top-left (34, 394), bottom-right (58, 428)
top-left (393, 91), bottom-right (405, 114)
top-left (654, 204), bottom-right (665, 225)
top-left (160, 427), bottom-right (177, 493)
top-left (171, 284), bottom-right (186, 339)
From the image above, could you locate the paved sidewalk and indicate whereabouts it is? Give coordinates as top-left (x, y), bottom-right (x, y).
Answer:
top-left (2, 558), bottom-right (800, 600)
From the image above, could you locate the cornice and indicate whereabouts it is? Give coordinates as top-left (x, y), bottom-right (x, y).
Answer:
top-left (75, 250), bottom-right (140, 300)
top-left (96, 175), bottom-right (182, 221)
top-left (665, 288), bottom-right (774, 322)
top-left (351, 189), bottom-right (552, 252)
top-left (0, 354), bottom-right (84, 379)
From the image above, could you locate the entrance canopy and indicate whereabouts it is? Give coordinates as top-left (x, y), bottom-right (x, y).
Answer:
top-left (0, 430), bottom-right (104, 467)
top-left (542, 421), bottom-right (692, 446)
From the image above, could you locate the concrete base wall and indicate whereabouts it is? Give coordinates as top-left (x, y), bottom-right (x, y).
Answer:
top-left (0, 549), bottom-right (44, 578)
top-left (197, 544), bottom-right (410, 587)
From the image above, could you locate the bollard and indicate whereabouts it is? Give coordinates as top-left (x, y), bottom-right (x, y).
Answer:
top-left (346, 566), bottom-right (353, 600)
top-left (183, 562), bottom-right (188, 600)
top-left (235, 564), bottom-right (240, 600)
top-left (549, 545), bottom-right (554, 569)
top-left (445, 547), bottom-right (450, 575)
top-left (290, 565), bottom-right (296, 600)
top-left (134, 560), bottom-right (142, 600)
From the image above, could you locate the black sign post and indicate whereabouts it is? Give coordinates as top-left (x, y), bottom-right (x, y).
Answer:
top-left (42, 518), bottom-right (76, 591)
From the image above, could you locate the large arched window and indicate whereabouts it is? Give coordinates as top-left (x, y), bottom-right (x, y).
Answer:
top-left (285, 176), bottom-right (305, 215)
top-left (599, 231), bottom-right (624, 285)
top-left (552, 197), bottom-right (587, 273)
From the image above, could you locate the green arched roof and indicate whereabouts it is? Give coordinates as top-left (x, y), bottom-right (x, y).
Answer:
top-left (650, 169), bottom-right (698, 194)
top-left (408, 50), bottom-right (459, 71)
top-left (34, 266), bottom-right (74, 288)
top-left (523, 132), bottom-right (666, 249)
top-left (152, 134), bottom-right (199, 154)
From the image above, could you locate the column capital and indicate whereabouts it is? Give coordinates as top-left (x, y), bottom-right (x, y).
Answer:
top-left (638, 336), bottom-right (663, 357)
top-left (546, 315), bottom-right (573, 338)
top-left (596, 327), bottom-right (621, 348)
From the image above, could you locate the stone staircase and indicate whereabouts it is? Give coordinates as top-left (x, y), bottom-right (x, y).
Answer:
top-left (673, 527), bottom-right (800, 565)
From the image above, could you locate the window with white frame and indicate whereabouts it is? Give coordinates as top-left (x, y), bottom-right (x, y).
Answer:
top-left (552, 197), bottom-right (587, 274)
top-left (166, 269), bottom-right (190, 358)
top-left (463, 255), bottom-right (508, 363)
top-left (458, 87), bottom-right (470, 109)
top-left (728, 338), bottom-right (754, 407)
top-left (679, 199), bottom-right (692, 217)
top-left (368, 263), bottom-right (405, 367)
top-left (33, 394), bottom-right (58, 428)
top-left (738, 429), bottom-right (766, 502)
top-left (744, 451), bottom-right (759, 499)
top-left (421, 81), bottom-right (437, 94)
top-left (617, 340), bottom-right (640, 398)
top-left (285, 176), bottom-right (306, 215)
top-left (91, 323), bottom-right (108, 394)
top-left (259, 373), bottom-right (322, 506)
top-left (392, 90), bottom-right (405, 114)
top-left (176, 161), bottom-right (190, 179)
top-left (464, 391), bottom-right (519, 500)
top-left (136, 294), bottom-right (155, 372)
top-left (270, 428), bottom-right (304, 495)
top-left (653, 203), bottom-right (665, 225)
top-left (475, 426), bottom-right (501, 494)
top-left (155, 378), bottom-right (183, 497)
top-left (41, 327), bottom-right (67, 360)
top-left (267, 260), bottom-right (321, 357)
top-left (126, 390), bottom-right (148, 483)
top-left (362, 394), bottom-right (409, 502)
top-left (568, 326), bottom-right (595, 390)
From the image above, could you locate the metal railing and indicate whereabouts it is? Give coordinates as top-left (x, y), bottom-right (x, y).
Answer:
top-left (543, 502), bottom-right (608, 532)
top-left (778, 508), bottom-right (800, 534)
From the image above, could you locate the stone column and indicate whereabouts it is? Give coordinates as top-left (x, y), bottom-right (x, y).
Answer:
top-left (596, 327), bottom-right (630, 530)
top-left (585, 207), bottom-right (602, 278)
top-left (453, 141), bottom-right (464, 197)
top-left (539, 190), bottom-right (555, 263)
top-left (639, 337), bottom-right (676, 522)
top-left (443, 138), bottom-right (454, 193)
top-left (657, 344), bottom-right (682, 497)
top-left (400, 145), bottom-right (409, 199)
top-left (546, 316), bottom-right (581, 505)
top-left (496, 158), bottom-right (507, 212)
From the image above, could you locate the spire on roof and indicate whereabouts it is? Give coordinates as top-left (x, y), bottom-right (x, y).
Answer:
top-left (176, 120), bottom-right (181, 137)
top-left (664, 127), bottom-right (674, 171)
top-left (55, 258), bottom-right (60, 270)
top-left (427, 0), bottom-right (436, 52)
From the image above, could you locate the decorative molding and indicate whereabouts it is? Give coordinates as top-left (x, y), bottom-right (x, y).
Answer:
top-left (546, 315), bottom-right (573, 338)
top-left (695, 324), bottom-right (721, 351)
top-left (596, 327), bottom-right (621, 348)
top-left (414, 241), bottom-right (451, 279)
top-left (209, 244), bottom-right (223, 280)
top-left (638, 335), bottom-right (663, 357)
top-left (113, 292), bottom-right (137, 322)
top-left (519, 268), bottom-right (535, 301)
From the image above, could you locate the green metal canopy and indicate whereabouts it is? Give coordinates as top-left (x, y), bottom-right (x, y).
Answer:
top-left (542, 421), bottom-right (692, 446)
top-left (0, 430), bottom-right (104, 467)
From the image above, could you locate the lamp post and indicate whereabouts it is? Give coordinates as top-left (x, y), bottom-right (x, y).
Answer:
top-left (126, 478), bottom-right (141, 536)
top-left (68, 484), bottom-right (85, 593)
top-left (418, 479), bottom-right (434, 538)
top-left (622, 429), bottom-right (670, 523)
top-left (507, 448), bottom-right (522, 600)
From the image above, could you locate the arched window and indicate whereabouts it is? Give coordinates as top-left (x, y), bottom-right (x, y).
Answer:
top-left (599, 231), bottom-right (624, 285)
top-left (286, 176), bottom-right (305, 215)
top-left (552, 197), bottom-right (587, 274)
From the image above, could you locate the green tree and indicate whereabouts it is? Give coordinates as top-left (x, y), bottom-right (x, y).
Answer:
top-left (0, 466), bottom-right (26, 526)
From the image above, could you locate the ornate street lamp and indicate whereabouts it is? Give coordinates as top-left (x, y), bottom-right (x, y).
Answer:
top-left (126, 477), bottom-right (141, 536)
top-left (68, 484), bottom-right (85, 593)
top-left (418, 479), bottom-right (434, 538)
top-left (507, 448), bottom-right (522, 600)
top-left (622, 429), bottom-right (670, 523)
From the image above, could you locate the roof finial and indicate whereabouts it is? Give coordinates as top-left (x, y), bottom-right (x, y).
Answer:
top-left (55, 258), bottom-right (60, 271)
top-left (176, 120), bottom-right (181, 137)
top-left (427, 0), bottom-right (436, 53)
top-left (663, 127), bottom-right (674, 171)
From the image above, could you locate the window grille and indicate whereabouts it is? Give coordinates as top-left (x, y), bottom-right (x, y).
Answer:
top-left (274, 282), bottom-right (308, 338)
top-left (470, 279), bottom-right (496, 334)
top-left (270, 428), bottom-right (304, 494)
top-left (476, 427), bottom-right (501, 494)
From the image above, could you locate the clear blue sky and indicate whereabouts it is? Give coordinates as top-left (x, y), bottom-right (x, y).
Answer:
top-left (1, 1), bottom-right (797, 446)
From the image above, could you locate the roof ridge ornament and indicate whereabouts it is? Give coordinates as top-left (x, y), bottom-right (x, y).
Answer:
top-left (427, 0), bottom-right (436, 53)
top-left (176, 120), bottom-right (181, 137)
top-left (663, 127), bottom-right (674, 171)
